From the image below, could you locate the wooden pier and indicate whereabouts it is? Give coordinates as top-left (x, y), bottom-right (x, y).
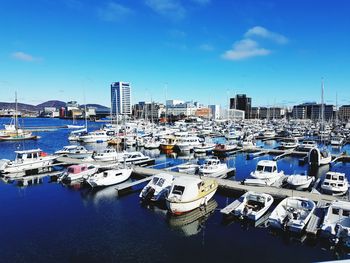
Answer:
top-left (305, 200), bottom-right (328, 235)
top-left (132, 167), bottom-right (338, 203)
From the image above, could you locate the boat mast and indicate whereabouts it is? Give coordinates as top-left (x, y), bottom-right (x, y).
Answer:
top-left (321, 79), bottom-right (325, 131)
top-left (15, 91), bottom-right (18, 133)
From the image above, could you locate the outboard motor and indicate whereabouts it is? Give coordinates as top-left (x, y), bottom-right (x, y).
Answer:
top-left (142, 187), bottom-right (155, 201)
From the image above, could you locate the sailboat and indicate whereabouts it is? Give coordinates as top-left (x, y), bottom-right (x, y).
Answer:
top-left (0, 92), bottom-right (38, 141)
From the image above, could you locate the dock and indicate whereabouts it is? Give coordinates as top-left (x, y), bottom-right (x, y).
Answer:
top-left (305, 200), bottom-right (328, 235)
top-left (133, 167), bottom-right (338, 203)
top-left (220, 199), bottom-right (242, 215)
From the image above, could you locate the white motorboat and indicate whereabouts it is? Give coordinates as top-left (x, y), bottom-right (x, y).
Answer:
top-left (330, 136), bottom-right (345, 147)
top-left (298, 140), bottom-right (317, 151)
top-left (79, 130), bottom-right (111, 143)
top-left (280, 138), bottom-right (298, 149)
top-left (193, 142), bottom-right (216, 153)
top-left (86, 167), bottom-right (132, 188)
top-left (308, 147), bottom-right (332, 166)
top-left (321, 172), bottom-right (349, 196)
top-left (250, 160), bottom-right (284, 185)
top-left (263, 129), bottom-right (276, 138)
top-left (225, 130), bottom-right (243, 140)
top-left (176, 136), bottom-right (201, 152)
top-left (68, 128), bottom-right (87, 141)
top-left (177, 162), bottom-right (199, 174)
top-left (139, 173), bottom-right (174, 202)
top-left (59, 163), bottom-right (98, 183)
top-left (198, 157), bottom-right (228, 178)
top-left (268, 197), bottom-right (316, 233)
top-left (121, 151), bottom-right (154, 165)
top-left (321, 200), bottom-right (350, 243)
top-left (285, 174), bottom-right (315, 190)
top-left (166, 177), bottom-right (218, 215)
top-left (93, 148), bottom-right (124, 162)
top-left (239, 136), bottom-right (256, 149)
top-left (233, 192), bottom-right (274, 221)
top-left (55, 145), bottom-right (93, 159)
top-left (0, 149), bottom-right (57, 176)
top-left (144, 139), bottom-right (160, 149)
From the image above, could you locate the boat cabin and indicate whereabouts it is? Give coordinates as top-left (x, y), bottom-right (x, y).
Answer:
top-left (255, 160), bottom-right (278, 173)
top-left (15, 149), bottom-right (46, 161)
top-left (67, 164), bottom-right (95, 174)
top-left (323, 172), bottom-right (347, 188)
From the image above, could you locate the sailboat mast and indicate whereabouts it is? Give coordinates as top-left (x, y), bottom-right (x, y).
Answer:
top-left (321, 79), bottom-right (325, 129)
top-left (15, 91), bottom-right (18, 131)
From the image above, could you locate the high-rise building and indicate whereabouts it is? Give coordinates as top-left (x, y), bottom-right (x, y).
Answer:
top-left (230, 94), bottom-right (252, 118)
top-left (111, 82), bottom-right (131, 115)
top-left (208, 105), bottom-right (221, 119)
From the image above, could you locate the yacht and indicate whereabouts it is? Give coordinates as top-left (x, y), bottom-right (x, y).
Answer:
top-left (268, 197), bottom-right (315, 233)
top-left (79, 130), bottom-right (111, 143)
top-left (297, 140), bottom-right (317, 151)
top-left (263, 129), bottom-right (276, 138)
top-left (280, 138), bottom-right (298, 149)
top-left (321, 200), bottom-right (350, 243)
top-left (193, 142), bottom-right (216, 154)
top-left (233, 192), bottom-right (274, 221)
top-left (144, 139), bottom-right (160, 149)
top-left (159, 136), bottom-right (176, 151)
top-left (213, 143), bottom-right (238, 155)
top-left (166, 177), bottom-right (218, 215)
top-left (59, 163), bottom-right (98, 183)
top-left (285, 174), bottom-right (315, 190)
top-left (139, 173), bottom-right (174, 202)
top-left (0, 149), bottom-right (57, 176)
top-left (86, 166), bottom-right (132, 188)
top-left (176, 136), bottom-right (202, 152)
top-left (93, 148), bottom-right (123, 162)
top-left (249, 160), bottom-right (284, 186)
top-left (68, 128), bottom-right (87, 141)
top-left (330, 136), bottom-right (345, 147)
top-left (198, 157), bottom-right (228, 178)
top-left (308, 147), bottom-right (332, 166)
top-left (321, 172), bottom-right (349, 196)
top-left (177, 162), bottom-right (200, 174)
top-left (55, 145), bottom-right (92, 159)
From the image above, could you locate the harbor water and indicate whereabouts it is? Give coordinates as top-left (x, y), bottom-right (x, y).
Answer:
top-left (0, 118), bottom-right (350, 262)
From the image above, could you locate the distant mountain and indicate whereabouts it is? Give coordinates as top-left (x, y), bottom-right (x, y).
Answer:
top-left (36, 100), bottom-right (66, 110)
top-left (0, 100), bottom-right (108, 112)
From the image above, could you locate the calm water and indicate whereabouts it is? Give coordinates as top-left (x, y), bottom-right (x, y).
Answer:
top-left (0, 118), bottom-right (350, 263)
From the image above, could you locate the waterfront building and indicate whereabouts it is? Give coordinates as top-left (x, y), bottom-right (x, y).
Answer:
top-left (166, 101), bottom-right (197, 117)
top-left (222, 108), bottom-right (245, 120)
top-left (209, 105), bottom-right (221, 119)
top-left (133, 102), bottom-right (165, 120)
top-left (292, 105), bottom-right (307, 119)
top-left (230, 94), bottom-right (252, 119)
top-left (111, 82), bottom-right (132, 115)
top-left (339, 105), bottom-right (350, 121)
top-left (251, 107), bottom-right (285, 119)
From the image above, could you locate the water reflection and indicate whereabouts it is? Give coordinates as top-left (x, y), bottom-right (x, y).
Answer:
top-left (167, 199), bottom-right (218, 236)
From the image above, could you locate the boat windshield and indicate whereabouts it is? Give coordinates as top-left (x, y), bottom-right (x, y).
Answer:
top-left (265, 166), bottom-right (273, 173)
top-left (326, 174), bottom-right (331, 179)
top-left (257, 165), bottom-right (264, 171)
top-left (156, 178), bottom-right (165, 187)
top-left (152, 177), bottom-right (159, 185)
top-left (172, 185), bottom-right (185, 195)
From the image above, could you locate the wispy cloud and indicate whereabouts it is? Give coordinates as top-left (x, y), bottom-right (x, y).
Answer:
top-left (222, 26), bottom-right (287, 61)
top-left (245, 26), bottom-right (288, 44)
top-left (221, 39), bottom-right (270, 61)
top-left (97, 2), bottom-right (133, 22)
top-left (145, 0), bottom-right (186, 20)
top-left (199, 43), bottom-right (214, 51)
top-left (11, 51), bottom-right (42, 62)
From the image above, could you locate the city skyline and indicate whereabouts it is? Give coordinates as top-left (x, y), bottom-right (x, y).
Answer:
top-left (1, 0), bottom-right (349, 107)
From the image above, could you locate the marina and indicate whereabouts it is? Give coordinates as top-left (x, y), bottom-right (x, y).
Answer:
top-left (1, 117), bottom-right (350, 262)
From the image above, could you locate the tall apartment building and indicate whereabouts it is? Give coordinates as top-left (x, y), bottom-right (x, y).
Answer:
top-left (230, 94), bottom-right (252, 118)
top-left (111, 82), bottom-right (131, 115)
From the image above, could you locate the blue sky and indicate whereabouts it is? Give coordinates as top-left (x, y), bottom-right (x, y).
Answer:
top-left (1, 0), bottom-right (349, 108)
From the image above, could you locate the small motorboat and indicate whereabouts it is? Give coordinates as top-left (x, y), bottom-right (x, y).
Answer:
top-left (198, 157), bottom-right (228, 178)
top-left (280, 138), bottom-right (299, 149)
top-left (139, 173), bottom-right (174, 202)
top-left (213, 143), bottom-right (238, 155)
top-left (268, 197), bottom-right (315, 233)
top-left (193, 142), bottom-right (216, 153)
top-left (166, 176), bottom-right (218, 215)
top-left (86, 166), bottom-right (132, 188)
top-left (321, 172), bottom-right (349, 196)
top-left (177, 162), bottom-right (199, 174)
top-left (93, 148), bottom-right (123, 162)
top-left (233, 192), bottom-right (274, 221)
top-left (250, 160), bottom-right (284, 186)
top-left (285, 174), bottom-right (315, 190)
top-left (59, 163), bottom-right (99, 183)
top-left (55, 145), bottom-right (93, 159)
top-left (308, 147), bottom-right (332, 166)
top-left (321, 200), bottom-right (350, 245)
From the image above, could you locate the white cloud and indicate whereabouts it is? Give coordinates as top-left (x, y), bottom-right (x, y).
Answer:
top-left (145, 0), bottom-right (186, 20)
top-left (221, 39), bottom-right (270, 61)
top-left (245, 26), bottom-right (288, 44)
top-left (11, 51), bottom-right (41, 62)
top-left (97, 2), bottom-right (133, 22)
top-left (199, 43), bottom-right (214, 51)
